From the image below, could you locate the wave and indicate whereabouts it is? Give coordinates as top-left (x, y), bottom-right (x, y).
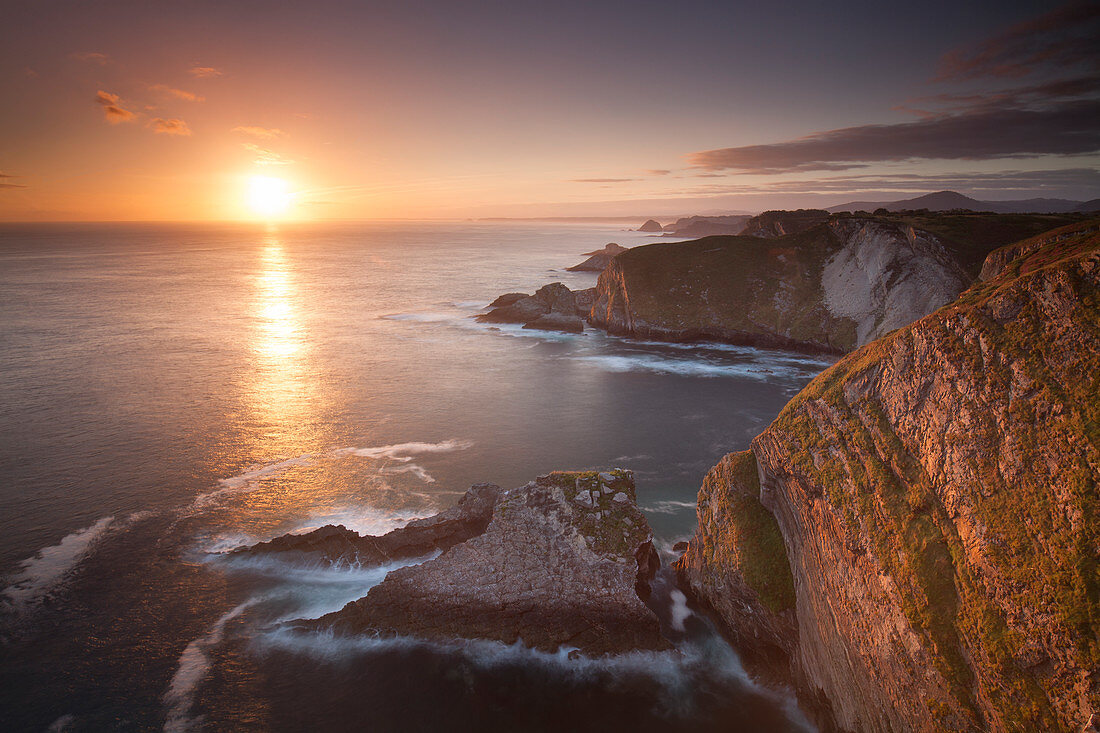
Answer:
top-left (1, 516), bottom-right (115, 611)
top-left (163, 598), bottom-right (260, 733)
top-left (567, 353), bottom-right (822, 380)
top-left (334, 439), bottom-right (473, 461)
top-left (192, 454), bottom-right (316, 508)
top-left (643, 500), bottom-right (698, 515)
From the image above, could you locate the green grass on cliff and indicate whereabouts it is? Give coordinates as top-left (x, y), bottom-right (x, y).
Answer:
top-left (767, 221), bottom-right (1100, 729)
top-left (698, 451), bottom-right (796, 613)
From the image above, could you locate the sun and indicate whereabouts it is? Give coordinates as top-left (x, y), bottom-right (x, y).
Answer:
top-left (247, 175), bottom-right (293, 217)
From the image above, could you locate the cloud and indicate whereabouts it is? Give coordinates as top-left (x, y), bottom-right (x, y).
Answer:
top-left (645, 169), bottom-right (672, 176)
top-left (71, 52), bottom-right (110, 65)
top-left (670, 167), bottom-right (1100, 196)
top-left (149, 84), bottom-right (204, 102)
top-left (0, 172), bottom-right (27, 190)
top-left (571, 178), bottom-right (638, 183)
top-left (934, 2), bottom-right (1100, 82)
top-left (243, 143), bottom-right (292, 165)
top-left (189, 66), bottom-right (222, 78)
top-left (233, 125), bottom-right (286, 140)
top-left (94, 90), bottom-right (135, 123)
top-left (149, 118), bottom-right (191, 136)
top-left (689, 99), bottom-right (1100, 173)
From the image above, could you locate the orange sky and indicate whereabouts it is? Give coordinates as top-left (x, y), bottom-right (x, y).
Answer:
top-left (1, 1), bottom-right (1097, 221)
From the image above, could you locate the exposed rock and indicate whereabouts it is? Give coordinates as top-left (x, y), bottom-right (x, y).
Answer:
top-left (680, 221), bottom-right (1100, 731)
top-left (301, 470), bottom-right (672, 656)
top-left (233, 483), bottom-right (502, 567)
top-left (637, 219), bottom-right (663, 232)
top-left (740, 209), bottom-right (829, 238)
top-left (523, 313), bottom-right (584, 333)
top-left (566, 243), bottom-right (628, 272)
top-left (488, 292), bottom-right (528, 308)
top-left (477, 282), bottom-right (584, 332)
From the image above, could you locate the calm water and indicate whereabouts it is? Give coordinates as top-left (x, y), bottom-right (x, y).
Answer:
top-left (0, 221), bottom-right (831, 732)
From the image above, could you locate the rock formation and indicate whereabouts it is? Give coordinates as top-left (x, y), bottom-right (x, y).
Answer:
top-left (566, 242), bottom-right (628, 272)
top-left (677, 221), bottom-right (1100, 732)
top-left (637, 219), bottom-right (663, 232)
top-left (476, 282), bottom-right (588, 333)
top-left (280, 470), bottom-right (671, 656)
top-left (233, 483), bottom-right (501, 567)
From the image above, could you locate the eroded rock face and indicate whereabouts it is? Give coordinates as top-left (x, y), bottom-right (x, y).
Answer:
top-left (233, 483), bottom-right (502, 567)
top-left (681, 222), bottom-right (1100, 732)
top-left (566, 242), bottom-right (628, 272)
top-left (300, 470), bottom-right (672, 656)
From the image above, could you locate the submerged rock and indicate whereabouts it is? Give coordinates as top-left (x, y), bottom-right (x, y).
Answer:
top-left (299, 470), bottom-right (671, 656)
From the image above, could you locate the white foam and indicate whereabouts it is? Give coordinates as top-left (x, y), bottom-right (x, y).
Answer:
top-left (163, 598), bottom-right (260, 733)
top-left (334, 439), bottom-right (473, 461)
top-left (46, 714), bottom-right (76, 732)
top-left (1, 516), bottom-right (115, 611)
top-left (192, 454), bottom-right (316, 508)
top-left (668, 589), bottom-right (693, 632)
top-left (644, 500), bottom-right (698, 515)
top-left (379, 462), bottom-right (435, 483)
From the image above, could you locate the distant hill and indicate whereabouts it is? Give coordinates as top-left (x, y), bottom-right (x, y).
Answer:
top-left (661, 214), bottom-right (751, 237)
top-left (827, 190), bottom-right (1098, 214)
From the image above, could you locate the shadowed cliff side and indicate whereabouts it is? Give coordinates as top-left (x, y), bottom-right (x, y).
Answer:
top-left (679, 220), bottom-right (1100, 732)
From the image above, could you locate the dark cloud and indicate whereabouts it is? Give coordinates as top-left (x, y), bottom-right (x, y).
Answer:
top-left (672, 168), bottom-right (1100, 195)
top-left (570, 178), bottom-right (637, 183)
top-left (94, 90), bottom-right (135, 123)
top-left (934, 2), bottom-right (1100, 82)
top-left (689, 99), bottom-right (1100, 173)
top-left (149, 118), bottom-right (191, 135)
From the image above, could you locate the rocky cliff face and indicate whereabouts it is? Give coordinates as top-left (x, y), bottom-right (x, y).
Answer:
top-left (674, 451), bottom-right (797, 677)
top-left (589, 214), bottom-right (1068, 353)
top-left (274, 470), bottom-right (670, 657)
top-left (678, 221), bottom-right (1100, 732)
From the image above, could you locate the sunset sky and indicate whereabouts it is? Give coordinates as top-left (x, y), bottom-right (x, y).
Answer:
top-left (2, 0), bottom-right (1098, 221)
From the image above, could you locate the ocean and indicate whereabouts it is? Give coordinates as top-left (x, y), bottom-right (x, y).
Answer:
top-left (0, 221), bottom-right (831, 731)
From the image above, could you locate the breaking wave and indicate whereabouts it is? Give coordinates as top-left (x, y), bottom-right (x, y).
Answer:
top-left (1, 516), bottom-right (115, 611)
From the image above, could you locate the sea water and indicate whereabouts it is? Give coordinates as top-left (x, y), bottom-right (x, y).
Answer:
top-left (0, 220), bottom-right (830, 731)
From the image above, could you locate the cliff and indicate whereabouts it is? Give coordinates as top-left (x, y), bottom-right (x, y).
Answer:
top-left (590, 213), bottom-right (1083, 353)
top-left (566, 242), bottom-right (628, 272)
top-left (678, 220), bottom-right (1100, 731)
top-left (265, 471), bottom-right (671, 657)
top-left (740, 209), bottom-right (830, 238)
